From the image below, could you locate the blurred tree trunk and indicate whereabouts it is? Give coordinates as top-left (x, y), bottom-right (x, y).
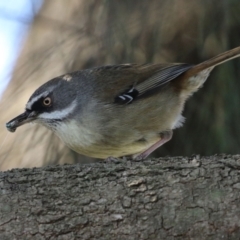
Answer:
top-left (1, 155), bottom-right (240, 239)
top-left (1, 0), bottom-right (240, 170)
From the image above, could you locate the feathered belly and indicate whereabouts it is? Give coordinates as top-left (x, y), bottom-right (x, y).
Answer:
top-left (54, 120), bottom-right (160, 159)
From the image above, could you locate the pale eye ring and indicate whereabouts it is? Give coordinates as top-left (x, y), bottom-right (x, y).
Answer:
top-left (43, 97), bottom-right (52, 106)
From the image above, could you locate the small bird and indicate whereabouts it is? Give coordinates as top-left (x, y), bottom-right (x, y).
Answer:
top-left (6, 47), bottom-right (240, 159)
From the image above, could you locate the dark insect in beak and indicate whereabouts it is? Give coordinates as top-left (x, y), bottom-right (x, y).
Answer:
top-left (6, 111), bottom-right (37, 132)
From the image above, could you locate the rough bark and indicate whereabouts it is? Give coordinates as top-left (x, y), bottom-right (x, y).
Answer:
top-left (1, 155), bottom-right (240, 239)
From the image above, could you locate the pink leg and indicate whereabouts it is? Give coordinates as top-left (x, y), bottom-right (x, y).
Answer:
top-left (133, 131), bottom-right (173, 160)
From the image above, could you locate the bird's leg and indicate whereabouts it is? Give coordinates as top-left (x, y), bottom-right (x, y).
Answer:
top-left (133, 130), bottom-right (173, 160)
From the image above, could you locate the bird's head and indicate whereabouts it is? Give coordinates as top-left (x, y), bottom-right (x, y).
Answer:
top-left (6, 75), bottom-right (79, 132)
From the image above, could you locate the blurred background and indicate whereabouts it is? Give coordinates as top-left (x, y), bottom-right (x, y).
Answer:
top-left (1, 0), bottom-right (240, 170)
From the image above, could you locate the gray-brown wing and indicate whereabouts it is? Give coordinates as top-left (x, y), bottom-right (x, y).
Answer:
top-left (115, 63), bottom-right (192, 104)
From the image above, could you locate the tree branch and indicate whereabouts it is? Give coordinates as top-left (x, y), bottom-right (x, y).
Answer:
top-left (1, 155), bottom-right (240, 239)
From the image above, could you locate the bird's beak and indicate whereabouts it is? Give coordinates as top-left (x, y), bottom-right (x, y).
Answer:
top-left (6, 111), bottom-right (37, 132)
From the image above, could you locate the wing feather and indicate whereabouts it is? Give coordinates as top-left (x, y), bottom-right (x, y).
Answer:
top-left (115, 63), bottom-right (192, 104)
top-left (136, 64), bottom-right (192, 95)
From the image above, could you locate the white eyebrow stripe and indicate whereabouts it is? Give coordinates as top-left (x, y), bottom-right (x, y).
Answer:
top-left (38, 99), bottom-right (77, 120)
top-left (26, 91), bottom-right (50, 110)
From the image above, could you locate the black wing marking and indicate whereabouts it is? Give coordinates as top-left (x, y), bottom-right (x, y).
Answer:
top-left (115, 64), bottom-right (192, 104)
top-left (115, 86), bottom-right (139, 104)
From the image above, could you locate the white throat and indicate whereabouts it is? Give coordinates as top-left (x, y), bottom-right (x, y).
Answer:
top-left (53, 119), bottom-right (101, 151)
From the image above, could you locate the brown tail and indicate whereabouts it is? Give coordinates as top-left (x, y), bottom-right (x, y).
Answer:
top-left (177, 46), bottom-right (240, 95)
top-left (185, 46), bottom-right (240, 78)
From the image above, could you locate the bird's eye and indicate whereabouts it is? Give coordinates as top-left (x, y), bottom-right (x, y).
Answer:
top-left (42, 97), bottom-right (52, 106)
